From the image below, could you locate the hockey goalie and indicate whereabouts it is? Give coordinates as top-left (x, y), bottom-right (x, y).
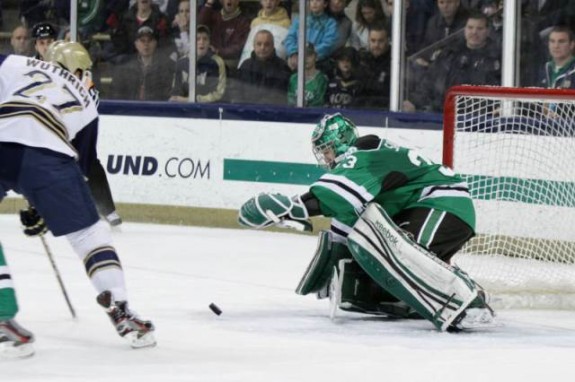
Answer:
top-left (238, 113), bottom-right (495, 332)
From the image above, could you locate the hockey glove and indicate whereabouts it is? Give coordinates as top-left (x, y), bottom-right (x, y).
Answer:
top-left (19, 206), bottom-right (48, 237)
top-left (238, 192), bottom-right (313, 232)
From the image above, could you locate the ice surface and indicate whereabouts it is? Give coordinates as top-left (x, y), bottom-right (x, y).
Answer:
top-left (1, 215), bottom-right (574, 381)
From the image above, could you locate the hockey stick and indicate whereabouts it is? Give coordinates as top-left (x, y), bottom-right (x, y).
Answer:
top-left (39, 235), bottom-right (77, 319)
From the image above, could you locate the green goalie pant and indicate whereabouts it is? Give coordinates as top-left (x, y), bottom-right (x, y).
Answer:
top-left (0, 243), bottom-right (19, 320)
top-left (347, 204), bottom-right (480, 331)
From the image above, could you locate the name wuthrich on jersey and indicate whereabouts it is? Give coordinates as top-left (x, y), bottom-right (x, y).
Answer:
top-left (0, 54), bottom-right (98, 158)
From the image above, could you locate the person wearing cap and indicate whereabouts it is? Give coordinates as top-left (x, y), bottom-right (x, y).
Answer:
top-left (170, 25), bottom-right (227, 103)
top-left (236, 29), bottom-right (291, 105)
top-left (31, 22), bottom-right (57, 60)
top-left (110, 25), bottom-right (175, 101)
top-left (287, 43), bottom-right (328, 106)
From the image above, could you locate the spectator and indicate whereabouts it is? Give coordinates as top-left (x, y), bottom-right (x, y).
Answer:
top-left (284, 0), bottom-right (339, 71)
top-left (328, 0), bottom-right (353, 52)
top-left (109, 26), bottom-right (175, 100)
top-left (384, 0), bottom-right (432, 55)
top-left (31, 22), bottom-right (58, 60)
top-left (199, 0), bottom-right (252, 73)
top-left (481, 0), bottom-right (503, 49)
top-left (537, 26), bottom-right (575, 89)
top-left (107, 0), bottom-right (172, 60)
top-left (238, 0), bottom-right (291, 67)
top-left (403, 11), bottom-right (500, 112)
top-left (237, 30), bottom-right (292, 105)
top-left (325, 46), bottom-right (363, 108)
top-left (416, 0), bottom-right (469, 67)
top-left (251, 0), bottom-right (291, 28)
top-left (7, 25), bottom-right (32, 56)
top-left (19, 0), bottom-right (69, 28)
top-left (522, 0), bottom-right (570, 37)
top-left (172, 0), bottom-right (192, 58)
top-left (520, 0), bottom-right (570, 86)
top-left (358, 24), bottom-right (391, 109)
top-left (170, 25), bottom-right (227, 103)
top-left (287, 43), bottom-right (328, 107)
top-left (350, 0), bottom-right (387, 51)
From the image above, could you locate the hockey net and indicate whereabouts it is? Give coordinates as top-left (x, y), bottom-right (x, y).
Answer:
top-left (443, 86), bottom-right (575, 309)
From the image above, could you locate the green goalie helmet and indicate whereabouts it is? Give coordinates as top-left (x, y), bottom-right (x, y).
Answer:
top-left (311, 113), bottom-right (359, 169)
top-left (45, 41), bottom-right (93, 76)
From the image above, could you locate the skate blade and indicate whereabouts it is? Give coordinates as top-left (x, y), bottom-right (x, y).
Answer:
top-left (124, 331), bottom-right (156, 349)
top-left (0, 342), bottom-right (35, 359)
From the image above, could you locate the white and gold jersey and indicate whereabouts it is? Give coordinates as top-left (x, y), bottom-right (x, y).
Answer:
top-left (0, 54), bottom-right (98, 158)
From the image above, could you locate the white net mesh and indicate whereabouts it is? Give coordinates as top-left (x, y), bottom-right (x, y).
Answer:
top-left (446, 89), bottom-right (575, 309)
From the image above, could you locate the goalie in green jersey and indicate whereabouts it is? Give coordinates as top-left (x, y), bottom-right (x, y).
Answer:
top-left (239, 113), bottom-right (495, 332)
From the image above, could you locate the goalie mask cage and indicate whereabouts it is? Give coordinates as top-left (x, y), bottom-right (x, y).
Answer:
top-left (443, 85), bottom-right (575, 309)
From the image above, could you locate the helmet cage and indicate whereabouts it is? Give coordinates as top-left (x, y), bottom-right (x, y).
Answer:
top-left (312, 113), bottom-right (359, 169)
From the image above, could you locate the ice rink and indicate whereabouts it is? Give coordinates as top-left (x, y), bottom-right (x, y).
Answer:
top-left (1, 214), bottom-right (574, 382)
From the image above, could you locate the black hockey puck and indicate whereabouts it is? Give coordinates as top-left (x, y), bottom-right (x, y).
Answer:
top-left (209, 303), bottom-right (222, 316)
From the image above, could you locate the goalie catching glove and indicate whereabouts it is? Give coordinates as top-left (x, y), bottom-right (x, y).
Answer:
top-left (19, 206), bottom-right (48, 237)
top-left (238, 192), bottom-right (312, 232)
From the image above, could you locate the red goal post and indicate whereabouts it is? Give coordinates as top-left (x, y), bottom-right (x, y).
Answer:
top-left (442, 85), bottom-right (575, 309)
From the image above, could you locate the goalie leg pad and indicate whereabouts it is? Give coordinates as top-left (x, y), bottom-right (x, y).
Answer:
top-left (296, 231), bottom-right (352, 295)
top-left (347, 204), bottom-right (479, 331)
top-left (335, 258), bottom-right (422, 319)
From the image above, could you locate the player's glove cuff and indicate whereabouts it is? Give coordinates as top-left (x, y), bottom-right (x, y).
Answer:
top-left (19, 207), bottom-right (48, 237)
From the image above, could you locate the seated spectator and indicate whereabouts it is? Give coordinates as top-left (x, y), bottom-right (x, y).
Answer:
top-left (537, 26), bottom-right (575, 89)
top-left (403, 11), bottom-right (501, 113)
top-left (109, 26), bottom-right (175, 100)
top-left (284, 0), bottom-right (339, 71)
top-left (287, 43), bottom-right (328, 107)
top-left (199, 0), bottom-right (252, 74)
top-left (107, 0), bottom-right (171, 60)
top-left (358, 24), bottom-right (391, 109)
top-left (170, 25), bottom-right (227, 103)
top-left (238, 0), bottom-right (291, 67)
top-left (325, 46), bottom-right (363, 108)
top-left (350, 0), bottom-right (387, 51)
top-left (7, 25), bottom-right (32, 56)
top-left (31, 22), bottom-right (58, 60)
top-left (237, 30), bottom-right (292, 105)
top-left (172, 0), bottom-right (191, 58)
top-left (328, 0), bottom-right (352, 51)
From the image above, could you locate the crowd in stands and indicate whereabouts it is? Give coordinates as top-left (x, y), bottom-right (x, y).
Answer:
top-left (2, 0), bottom-right (575, 112)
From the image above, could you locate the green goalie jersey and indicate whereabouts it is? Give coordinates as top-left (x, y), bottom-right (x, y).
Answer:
top-left (309, 136), bottom-right (476, 234)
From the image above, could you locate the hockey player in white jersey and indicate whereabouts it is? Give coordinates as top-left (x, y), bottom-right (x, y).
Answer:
top-left (0, 42), bottom-right (155, 357)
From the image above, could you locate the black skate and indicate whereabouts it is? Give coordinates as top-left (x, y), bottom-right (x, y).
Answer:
top-left (0, 319), bottom-right (35, 358)
top-left (96, 291), bottom-right (156, 348)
